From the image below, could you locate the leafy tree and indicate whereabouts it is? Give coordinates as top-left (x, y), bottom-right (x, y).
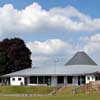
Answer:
top-left (0, 38), bottom-right (32, 75)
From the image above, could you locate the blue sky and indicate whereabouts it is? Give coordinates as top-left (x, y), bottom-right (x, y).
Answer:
top-left (1, 0), bottom-right (100, 18)
top-left (0, 0), bottom-right (100, 65)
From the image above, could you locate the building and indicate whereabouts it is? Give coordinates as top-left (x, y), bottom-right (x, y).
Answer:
top-left (2, 51), bottom-right (100, 86)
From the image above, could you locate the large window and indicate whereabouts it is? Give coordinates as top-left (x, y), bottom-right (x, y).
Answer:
top-left (30, 76), bottom-right (51, 85)
top-left (57, 76), bottom-right (64, 84)
top-left (30, 76), bottom-right (37, 84)
top-left (45, 76), bottom-right (51, 85)
top-left (38, 76), bottom-right (51, 85)
top-left (67, 76), bottom-right (73, 84)
top-left (96, 76), bottom-right (100, 80)
top-left (38, 76), bottom-right (43, 84)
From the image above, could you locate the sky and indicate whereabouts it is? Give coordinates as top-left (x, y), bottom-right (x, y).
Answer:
top-left (0, 0), bottom-right (100, 66)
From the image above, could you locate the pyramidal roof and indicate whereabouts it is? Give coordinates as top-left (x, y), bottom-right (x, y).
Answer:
top-left (65, 51), bottom-right (97, 66)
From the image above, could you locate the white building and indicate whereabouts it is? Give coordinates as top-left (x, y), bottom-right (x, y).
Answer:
top-left (2, 51), bottom-right (100, 86)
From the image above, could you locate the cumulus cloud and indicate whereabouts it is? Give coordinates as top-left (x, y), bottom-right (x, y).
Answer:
top-left (31, 55), bottom-right (50, 65)
top-left (81, 34), bottom-right (100, 54)
top-left (26, 39), bottom-right (73, 55)
top-left (26, 39), bottom-right (76, 65)
top-left (79, 34), bottom-right (100, 64)
top-left (0, 3), bottom-right (100, 36)
top-left (26, 36), bottom-right (100, 65)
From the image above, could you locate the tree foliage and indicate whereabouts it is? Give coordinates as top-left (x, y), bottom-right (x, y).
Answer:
top-left (0, 38), bottom-right (32, 75)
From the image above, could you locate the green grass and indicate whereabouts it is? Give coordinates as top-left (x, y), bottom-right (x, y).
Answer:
top-left (0, 86), bottom-right (100, 100)
top-left (0, 94), bottom-right (100, 100)
top-left (0, 86), bottom-right (54, 94)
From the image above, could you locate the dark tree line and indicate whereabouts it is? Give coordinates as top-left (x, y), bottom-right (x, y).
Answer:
top-left (0, 38), bottom-right (32, 75)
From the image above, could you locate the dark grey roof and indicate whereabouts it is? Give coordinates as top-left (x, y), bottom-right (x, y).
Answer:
top-left (65, 51), bottom-right (97, 65)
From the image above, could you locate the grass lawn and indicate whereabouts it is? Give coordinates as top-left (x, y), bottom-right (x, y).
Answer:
top-left (0, 95), bottom-right (100, 100)
top-left (0, 86), bottom-right (54, 94)
top-left (0, 86), bottom-right (100, 100)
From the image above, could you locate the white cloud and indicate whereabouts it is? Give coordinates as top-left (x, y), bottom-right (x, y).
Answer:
top-left (80, 34), bottom-right (100, 65)
top-left (26, 39), bottom-right (73, 55)
top-left (82, 34), bottom-right (100, 54)
top-left (31, 55), bottom-right (49, 65)
top-left (26, 36), bottom-right (100, 65)
top-left (0, 3), bottom-right (100, 36)
top-left (26, 39), bottom-right (75, 65)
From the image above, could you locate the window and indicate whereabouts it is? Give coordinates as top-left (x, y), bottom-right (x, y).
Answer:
top-left (92, 76), bottom-right (94, 80)
top-left (30, 76), bottom-right (51, 85)
top-left (87, 76), bottom-right (90, 80)
top-left (30, 76), bottom-right (37, 84)
top-left (18, 78), bottom-right (22, 81)
top-left (12, 78), bottom-right (15, 81)
top-left (67, 76), bottom-right (73, 84)
top-left (96, 76), bottom-right (100, 80)
top-left (45, 76), bottom-right (51, 85)
top-left (38, 76), bottom-right (43, 84)
top-left (57, 76), bottom-right (64, 84)
top-left (81, 76), bottom-right (85, 84)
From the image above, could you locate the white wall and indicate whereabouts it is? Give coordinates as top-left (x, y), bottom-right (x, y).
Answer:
top-left (86, 75), bottom-right (95, 84)
top-left (10, 77), bottom-right (25, 86)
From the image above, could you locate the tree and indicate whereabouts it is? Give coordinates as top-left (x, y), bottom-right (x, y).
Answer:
top-left (0, 41), bottom-right (8, 75)
top-left (0, 38), bottom-right (32, 75)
